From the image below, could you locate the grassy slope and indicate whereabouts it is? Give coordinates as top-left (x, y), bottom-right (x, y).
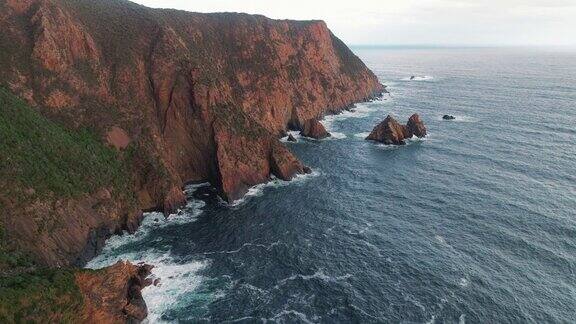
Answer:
top-left (0, 88), bottom-right (133, 321)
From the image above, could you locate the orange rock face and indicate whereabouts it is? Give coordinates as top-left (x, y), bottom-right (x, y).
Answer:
top-left (76, 262), bottom-right (153, 323)
top-left (366, 115), bottom-right (409, 145)
top-left (0, 0), bottom-right (383, 262)
top-left (406, 113), bottom-right (427, 138)
top-left (300, 119), bottom-right (331, 139)
top-left (366, 114), bottom-right (427, 145)
top-left (1, 0), bottom-right (383, 209)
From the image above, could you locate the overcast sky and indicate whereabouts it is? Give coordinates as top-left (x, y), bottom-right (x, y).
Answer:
top-left (132, 0), bottom-right (576, 46)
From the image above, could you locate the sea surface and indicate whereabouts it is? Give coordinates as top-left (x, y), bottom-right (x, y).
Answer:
top-left (88, 47), bottom-right (576, 323)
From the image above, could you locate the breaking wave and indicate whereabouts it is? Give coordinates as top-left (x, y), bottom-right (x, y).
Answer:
top-left (226, 169), bottom-right (321, 207)
top-left (402, 75), bottom-right (434, 81)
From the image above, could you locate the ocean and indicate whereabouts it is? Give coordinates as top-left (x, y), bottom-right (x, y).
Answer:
top-left (87, 47), bottom-right (576, 323)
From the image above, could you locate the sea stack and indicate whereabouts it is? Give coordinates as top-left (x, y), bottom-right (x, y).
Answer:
top-left (300, 119), bottom-right (331, 139)
top-left (406, 114), bottom-right (427, 138)
top-left (366, 114), bottom-right (427, 145)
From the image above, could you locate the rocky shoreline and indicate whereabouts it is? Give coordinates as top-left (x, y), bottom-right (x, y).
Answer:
top-left (0, 0), bottom-right (384, 321)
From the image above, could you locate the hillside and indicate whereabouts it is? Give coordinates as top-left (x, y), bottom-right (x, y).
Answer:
top-left (0, 0), bottom-right (383, 321)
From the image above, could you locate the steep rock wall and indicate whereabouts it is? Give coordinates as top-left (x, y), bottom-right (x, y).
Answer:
top-left (0, 0), bottom-right (383, 267)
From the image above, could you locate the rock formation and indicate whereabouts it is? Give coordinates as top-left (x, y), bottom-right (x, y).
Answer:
top-left (366, 114), bottom-right (427, 145)
top-left (0, 0), bottom-right (384, 321)
top-left (406, 113), bottom-right (427, 138)
top-left (300, 119), bottom-right (331, 139)
top-left (76, 262), bottom-right (153, 323)
top-left (443, 115), bottom-right (456, 120)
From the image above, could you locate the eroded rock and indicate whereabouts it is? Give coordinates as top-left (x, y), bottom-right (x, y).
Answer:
top-left (366, 114), bottom-right (427, 145)
top-left (76, 262), bottom-right (153, 323)
top-left (366, 115), bottom-right (409, 145)
top-left (300, 119), bottom-right (331, 139)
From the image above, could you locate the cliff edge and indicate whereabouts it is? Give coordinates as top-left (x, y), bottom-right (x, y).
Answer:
top-left (0, 0), bottom-right (383, 320)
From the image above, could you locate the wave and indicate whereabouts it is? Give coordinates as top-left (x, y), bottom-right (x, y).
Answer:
top-left (142, 253), bottom-right (210, 323)
top-left (402, 75), bottom-right (434, 81)
top-left (354, 132), bottom-right (371, 139)
top-left (436, 115), bottom-right (478, 123)
top-left (320, 99), bottom-right (390, 134)
top-left (203, 240), bottom-right (282, 255)
top-left (274, 270), bottom-right (353, 289)
top-left (85, 188), bottom-right (211, 323)
top-left (226, 169), bottom-right (321, 207)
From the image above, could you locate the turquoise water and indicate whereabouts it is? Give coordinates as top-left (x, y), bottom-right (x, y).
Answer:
top-left (88, 48), bottom-right (576, 323)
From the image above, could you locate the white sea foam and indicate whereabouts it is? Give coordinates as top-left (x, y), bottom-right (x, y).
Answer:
top-left (202, 240), bottom-right (282, 255)
top-left (402, 75), bottom-right (434, 81)
top-left (458, 277), bottom-right (469, 288)
top-left (85, 190), bottom-right (211, 323)
top-left (142, 255), bottom-right (210, 323)
top-left (269, 310), bottom-right (314, 324)
top-left (435, 235), bottom-right (446, 244)
top-left (354, 132), bottom-right (371, 139)
top-left (226, 169), bottom-right (321, 207)
top-left (274, 270), bottom-right (352, 289)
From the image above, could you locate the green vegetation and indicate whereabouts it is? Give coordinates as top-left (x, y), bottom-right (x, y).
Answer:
top-left (0, 87), bottom-right (130, 203)
top-left (0, 267), bottom-right (83, 323)
top-left (0, 88), bottom-right (138, 322)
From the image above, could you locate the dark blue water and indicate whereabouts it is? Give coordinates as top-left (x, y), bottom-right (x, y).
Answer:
top-left (88, 48), bottom-right (576, 323)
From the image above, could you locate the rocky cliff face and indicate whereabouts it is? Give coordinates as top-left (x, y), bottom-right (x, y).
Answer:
top-left (0, 0), bottom-right (384, 312)
top-left (1, 0), bottom-right (382, 208)
top-left (76, 262), bottom-right (153, 323)
top-left (0, 0), bottom-right (382, 320)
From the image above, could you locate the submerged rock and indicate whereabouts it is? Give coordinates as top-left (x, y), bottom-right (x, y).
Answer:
top-left (410, 76), bottom-right (416, 80)
top-left (443, 115), bottom-right (456, 120)
top-left (366, 114), bottom-right (427, 145)
top-left (300, 119), bottom-right (331, 139)
top-left (287, 134), bottom-right (297, 142)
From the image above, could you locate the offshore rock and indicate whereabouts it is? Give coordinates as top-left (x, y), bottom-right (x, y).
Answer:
top-left (300, 119), bottom-right (331, 139)
top-left (366, 114), bottom-right (427, 145)
top-left (406, 114), bottom-right (427, 138)
top-left (366, 115), bottom-right (409, 145)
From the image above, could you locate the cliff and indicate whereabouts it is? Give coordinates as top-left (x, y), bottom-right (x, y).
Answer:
top-left (0, 0), bottom-right (383, 320)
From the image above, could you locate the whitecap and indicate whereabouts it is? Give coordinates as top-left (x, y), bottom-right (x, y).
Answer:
top-left (327, 131), bottom-right (347, 139)
top-left (274, 270), bottom-right (352, 289)
top-left (402, 75), bottom-right (434, 81)
top-left (203, 240), bottom-right (282, 255)
top-left (142, 254), bottom-right (210, 323)
top-left (320, 100), bottom-right (390, 136)
top-left (269, 310), bottom-right (314, 324)
top-left (435, 235), bottom-right (446, 244)
top-left (436, 115), bottom-right (478, 123)
top-left (458, 277), bottom-right (469, 288)
top-left (354, 132), bottom-right (371, 139)
top-left (85, 190), bottom-right (211, 323)
top-left (226, 170), bottom-right (321, 207)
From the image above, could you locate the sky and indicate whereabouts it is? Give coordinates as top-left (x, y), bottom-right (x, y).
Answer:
top-left (131, 0), bottom-right (576, 47)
